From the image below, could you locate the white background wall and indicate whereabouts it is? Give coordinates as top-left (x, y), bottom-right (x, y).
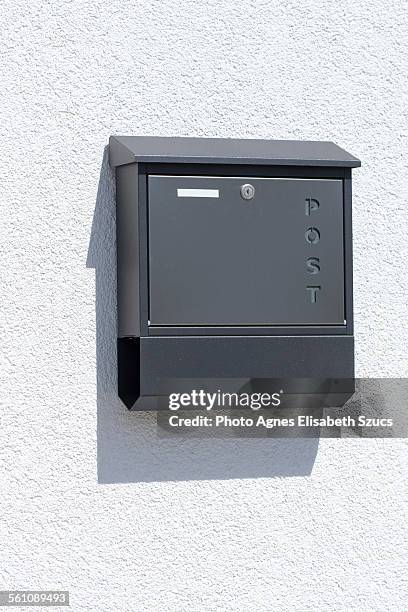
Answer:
top-left (1, 1), bottom-right (408, 610)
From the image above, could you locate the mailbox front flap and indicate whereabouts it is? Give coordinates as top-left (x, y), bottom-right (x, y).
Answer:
top-left (148, 175), bottom-right (345, 327)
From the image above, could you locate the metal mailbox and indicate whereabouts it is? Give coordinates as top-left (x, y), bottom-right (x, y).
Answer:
top-left (109, 136), bottom-right (360, 409)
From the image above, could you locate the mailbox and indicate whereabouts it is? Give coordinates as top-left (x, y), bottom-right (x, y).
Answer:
top-left (109, 136), bottom-right (360, 409)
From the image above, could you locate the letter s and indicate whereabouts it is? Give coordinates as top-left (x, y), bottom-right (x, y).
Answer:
top-left (306, 257), bottom-right (320, 275)
top-left (271, 393), bottom-right (281, 406)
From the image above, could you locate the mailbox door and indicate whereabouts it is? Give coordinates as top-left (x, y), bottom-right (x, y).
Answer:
top-left (148, 176), bottom-right (345, 327)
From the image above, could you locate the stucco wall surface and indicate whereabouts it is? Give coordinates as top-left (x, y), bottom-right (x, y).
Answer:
top-left (1, 1), bottom-right (408, 611)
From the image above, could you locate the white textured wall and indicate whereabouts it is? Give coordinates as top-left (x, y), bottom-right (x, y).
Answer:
top-left (1, 1), bottom-right (408, 610)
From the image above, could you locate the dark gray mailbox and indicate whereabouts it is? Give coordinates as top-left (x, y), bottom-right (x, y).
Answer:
top-left (109, 136), bottom-right (360, 409)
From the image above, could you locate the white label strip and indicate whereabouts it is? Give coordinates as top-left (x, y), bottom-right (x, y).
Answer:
top-left (177, 188), bottom-right (219, 198)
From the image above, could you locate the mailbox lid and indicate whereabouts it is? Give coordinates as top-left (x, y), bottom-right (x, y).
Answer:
top-left (110, 135), bottom-right (361, 168)
top-left (148, 175), bottom-right (345, 327)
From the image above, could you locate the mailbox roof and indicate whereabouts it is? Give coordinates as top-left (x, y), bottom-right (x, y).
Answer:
top-left (109, 135), bottom-right (361, 168)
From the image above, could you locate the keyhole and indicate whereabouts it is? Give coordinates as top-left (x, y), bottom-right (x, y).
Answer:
top-left (240, 184), bottom-right (255, 200)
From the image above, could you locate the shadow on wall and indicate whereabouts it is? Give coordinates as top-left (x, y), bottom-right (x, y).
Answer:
top-left (86, 147), bottom-right (319, 484)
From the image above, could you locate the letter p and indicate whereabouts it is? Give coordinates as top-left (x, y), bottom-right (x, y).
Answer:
top-left (305, 198), bottom-right (320, 216)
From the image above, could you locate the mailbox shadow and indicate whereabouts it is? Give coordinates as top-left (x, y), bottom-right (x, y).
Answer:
top-left (86, 147), bottom-right (319, 484)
